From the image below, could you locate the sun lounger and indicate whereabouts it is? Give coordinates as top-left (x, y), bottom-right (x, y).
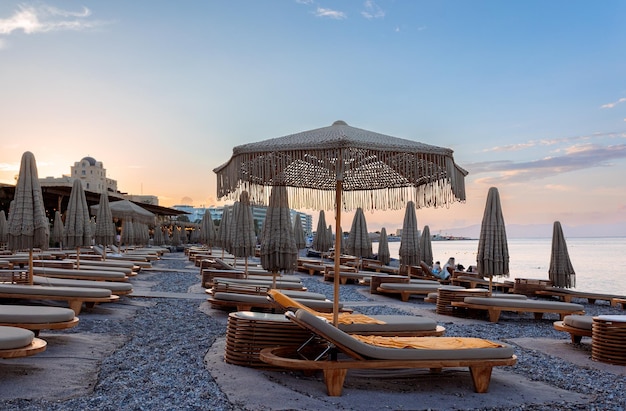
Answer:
top-left (452, 276), bottom-right (514, 293)
top-left (207, 290), bottom-right (343, 313)
top-left (536, 287), bottom-right (624, 304)
top-left (260, 309), bottom-right (517, 396)
top-left (0, 283), bottom-right (119, 315)
top-left (212, 277), bottom-right (306, 291)
top-left (268, 290), bottom-right (445, 337)
top-left (451, 297), bottom-right (585, 323)
top-left (0, 305), bottom-right (78, 336)
top-left (612, 298), bottom-right (626, 309)
top-left (32, 267), bottom-right (129, 282)
top-left (377, 282), bottom-right (460, 302)
top-left (553, 315), bottom-right (593, 343)
top-left (33, 275), bottom-right (133, 295)
top-left (0, 326), bottom-right (47, 359)
top-left (324, 270), bottom-right (374, 285)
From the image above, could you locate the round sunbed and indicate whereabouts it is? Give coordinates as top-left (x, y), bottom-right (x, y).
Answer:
top-left (0, 326), bottom-right (47, 359)
top-left (33, 275), bottom-right (133, 295)
top-left (0, 305), bottom-right (79, 335)
top-left (553, 315), bottom-right (593, 343)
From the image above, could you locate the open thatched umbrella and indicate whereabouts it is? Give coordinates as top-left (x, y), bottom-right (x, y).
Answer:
top-left (419, 225), bottom-right (434, 267)
top-left (51, 210), bottom-right (64, 249)
top-left (214, 120), bottom-right (467, 325)
top-left (7, 151), bottom-right (50, 283)
top-left (63, 179), bottom-right (92, 268)
top-left (345, 207), bottom-right (372, 269)
top-left (260, 184), bottom-right (298, 288)
top-left (293, 213), bottom-right (307, 252)
top-left (399, 201), bottom-right (420, 273)
top-left (230, 191), bottom-right (257, 275)
top-left (477, 187), bottom-right (509, 295)
top-left (549, 221), bottom-right (575, 288)
top-left (377, 227), bottom-right (391, 265)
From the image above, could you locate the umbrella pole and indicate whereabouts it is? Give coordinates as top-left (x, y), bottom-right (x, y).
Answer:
top-left (333, 179), bottom-right (342, 327)
top-left (245, 257), bottom-right (249, 279)
top-left (28, 249), bottom-right (33, 285)
top-left (489, 276), bottom-right (493, 296)
top-left (76, 246), bottom-right (80, 269)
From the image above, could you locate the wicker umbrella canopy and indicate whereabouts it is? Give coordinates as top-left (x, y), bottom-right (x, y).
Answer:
top-left (121, 220), bottom-right (135, 246)
top-left (214, 121), bottom-right (467, 325)
top-left (312, 210), bottom-right (331, 253)
top-left (0, 210), bottom-right (7, 245)
top-left (7, 152), bottom-right (49, 284)
top-left (419, 225), bottom-right (434, 267)
top-left (399, 201), bottom-right (420, 270)
top-left (63, 179), bottom-right (92, 249)
top-left (216, 205), bottom-right (231, 256)
top-left (345, 207), bottom-right (372, 259)
top-left (153, 224), bottom-right (165, 246)
top-left (549, 221), bottom-right (575, 288)
top-left (260, 185), bottom-right (298, 284)
top-left (293, 213), bottom-right (307, 251)
top-left (91, 200), bottom-right (155, 226)
top-left (477, 187), bottom-right (510, 294)
top-left (377, 227), bottom-right (391, 265)
top-left (94, 191), bottom-right (116, 249)
top-left (163, 225), bottom-right (171, 245)
top-left (51, 210), bottom-right (64, 248)
top-left (171, 224), bottom-right (181, 247)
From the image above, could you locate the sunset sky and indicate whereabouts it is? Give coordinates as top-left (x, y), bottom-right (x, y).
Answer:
top-left (1, 1), bottom-right (625, 237)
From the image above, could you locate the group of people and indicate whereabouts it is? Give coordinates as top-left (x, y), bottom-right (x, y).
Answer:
top-left (431, 257), bottom-right (468, 280)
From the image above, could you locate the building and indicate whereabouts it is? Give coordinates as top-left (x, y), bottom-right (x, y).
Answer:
top-left (70, 156), bottom-right (117, 193)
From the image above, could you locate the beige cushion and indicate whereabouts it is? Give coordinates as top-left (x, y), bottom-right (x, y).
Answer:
top-left (339, 315), bottom-right (437, 333)
top-left (563, 315), bottom-right (593, 330)
top-left (463, 297), bottom-right (584, 311)
top-left (0, 326), bottom-right (34, 350)
top-left (0, 305), bottom-right (75, 323)
top-left (33, 267), bottom-right (126, 280)
top-left (0, 284), bottom-right (112, 298)
top-left (33, 276), bottom-right (132, 293)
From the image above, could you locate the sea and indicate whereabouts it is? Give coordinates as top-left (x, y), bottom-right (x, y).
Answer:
top-left (372, 237), bottom-right (626, 296)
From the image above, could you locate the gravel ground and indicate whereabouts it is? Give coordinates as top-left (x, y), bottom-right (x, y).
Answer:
top-left (1, 252), bottom-right (624, 410)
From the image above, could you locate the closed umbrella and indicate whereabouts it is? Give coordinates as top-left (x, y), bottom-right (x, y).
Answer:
top-left (163, 225), bottom-right (171, 245)
top-left (51, 210), bottom-right (64, 249)
top-left (171, 224), bottom-right (181, 247)
top-left (63, 179), bottom-right (91, 267)
top-left (214, 120), bottom-right (467, 325)
top-left (121, 220), bottom-right (135, 248)
top-left (230, 191), bottom-right (257, 276)
top-left (0, 210), bottom-right (7, 246)
top-left (477, 187), bottom-right (509, 295)
top-left (399, 201), bottom-right (420, 273)
top-left (419, 225), bottom-right (434, 267)
top-left (7, 151), bottom-right (50, 283)
top-left (377, 227), bottom-right (391, 266)
top-left (217, 205), bottom-right (231, 258)
top-left (549, 221), bottom-right (575, 288)
top-left (153, 224), bottom-right (164, 246)
top-left (312, 210), bottom-right (331, 256)
top-left (260, 184), bottom-right (297, 288)
top-left (200, 211), bottom-right (216, 249)
top-left (345, 207), bottom-right (372, 269)
top-left (94, 191), bottom-right (116, 259)
top-left (293, 213), bottom-right (307, 252)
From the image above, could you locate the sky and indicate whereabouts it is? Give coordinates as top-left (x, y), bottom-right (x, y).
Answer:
top-left (0, 1), bottom-right (625, 237)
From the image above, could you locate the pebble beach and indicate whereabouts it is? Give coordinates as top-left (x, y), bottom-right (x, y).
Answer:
top-left (0, 251), bottom-right (625, 411)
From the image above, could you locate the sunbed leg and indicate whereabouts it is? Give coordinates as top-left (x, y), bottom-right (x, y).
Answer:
top-left (323, 368), bottom-right (347, 396)
top-left (401, 292), bottom-right (409, 302)
top-left (487, 309), bottom-right (500, 323)
top-left (571, 334), bottom-right (582, 344)
top-left (533, 313), bottom-right (543, 320)
top-left (588, 298), bottom-right (596, 304)
top-left (68, 300), bottom-right (83, 315)
top-left (429, 367), bottom-right (442, 373)
top-left (469, 366), bottom-right (493, 393)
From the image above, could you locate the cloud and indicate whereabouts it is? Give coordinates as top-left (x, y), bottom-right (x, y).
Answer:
top-left (0, 4), bottom-right (101, 36)
top-left (0, 162), bottom-right (19, 172)
top-left (468, 143), bottom-right (626, 184)
top-left (361, 1), bottom-right (385, 19)
top-left (314, 7), bottom-right (347, 19)
top-left (601, 97), bottom-right (626, 109)
top-left (484, 131), bottom-right (626, 153)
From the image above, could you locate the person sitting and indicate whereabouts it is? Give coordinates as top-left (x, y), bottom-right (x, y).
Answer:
top-left (431, 261), bottom-right (442, 276)
top-left (441, 257), bottom-right (455, 280)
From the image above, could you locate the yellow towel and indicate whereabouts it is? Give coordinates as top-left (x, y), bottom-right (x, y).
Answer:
top-left (268, 289), bottom-right (385, 325)
top-left (353, 336), bottom-right (503, 350)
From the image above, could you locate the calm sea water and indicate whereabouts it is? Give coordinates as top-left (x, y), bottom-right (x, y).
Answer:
top-left (373, 237), bottom-right (626, 296)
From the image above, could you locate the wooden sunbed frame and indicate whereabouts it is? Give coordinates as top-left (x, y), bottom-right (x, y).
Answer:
top-left (451, 301), bottom-right (585, 323)
top-left (553, 320), bottom-right (592, 344)
top-left (612, 298), bottom-right (626, 309)
top-left (0, 318), bottom-right (79, 336)
top-left (0, 338), bottom-right (47, 359)
top-left (536, 289), bottom-right (623, 304)
top-left (376, 283), bottom-right (441, 302)
top-left (260, 310), bottom-right (517, 396)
